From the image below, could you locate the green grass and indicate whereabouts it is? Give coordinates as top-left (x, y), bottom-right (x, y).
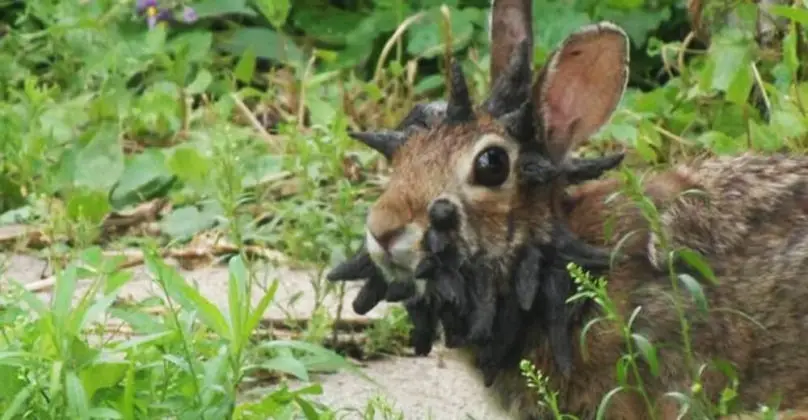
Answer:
top-left (0, 0), bottom-right (807, 418)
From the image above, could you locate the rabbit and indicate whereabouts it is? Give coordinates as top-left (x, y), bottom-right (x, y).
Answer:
top-left (330, 62), bottom-right (624, 364)
top-left (328, 0), bottom-right (808, 418)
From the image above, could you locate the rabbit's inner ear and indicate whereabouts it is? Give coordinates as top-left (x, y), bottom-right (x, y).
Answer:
top-left (535, 21), bottom-right (630, 162)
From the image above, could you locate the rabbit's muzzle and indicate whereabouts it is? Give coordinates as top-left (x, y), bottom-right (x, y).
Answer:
top-left (365, 221), bottom-right (427, 293)
top-left (365, 193), bottom-right (470, 293)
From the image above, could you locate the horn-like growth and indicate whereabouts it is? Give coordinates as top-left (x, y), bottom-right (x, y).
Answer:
top-left (404, 298), bottom-right (440, 356)
top-left (553, 223), bottom-right (614, 271)
top-left (475, 291), bottom-right (527, 387)
top-left (499, 100), bottom-right (535, 144)
top-left (347, 130), bottom-right (406, 160)
top-left (352, 271), bottom-right (389, 315)
top-left (514, 245), bottom-right (543, 311)
top-left (395, 101), bottom-right (448, 131)
top-left (517, 152), bottom-right (559, 185)
top-left (563, 153), bottom-right (626, 185)
top-left (326, 246), bottom-right (376, 281)
top-left (446, 61), bottom-right (475, 124)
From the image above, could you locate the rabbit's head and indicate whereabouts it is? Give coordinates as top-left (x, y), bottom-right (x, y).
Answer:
top-left (352, 23), bottom-right (631, 303)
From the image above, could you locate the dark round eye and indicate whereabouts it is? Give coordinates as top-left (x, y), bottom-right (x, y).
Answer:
top-left (472, 146), bottom-right (510, 187)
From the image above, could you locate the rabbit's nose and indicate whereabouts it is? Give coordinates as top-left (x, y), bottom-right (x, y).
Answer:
top-left (371, 227), bottom-right (405, 254)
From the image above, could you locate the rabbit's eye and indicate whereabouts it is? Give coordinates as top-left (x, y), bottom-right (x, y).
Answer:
top-left (472, 146), bottom-right (510, 187)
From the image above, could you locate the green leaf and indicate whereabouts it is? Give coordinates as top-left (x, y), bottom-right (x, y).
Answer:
top-left (110, 149), bottom-right (173, 208)
top-left (77, 286), bottom-right (126, 333)
top-left (662, 392), bottom-right (691, 418)
top-left (145, 20), bottom-right (168, 53)
top-left (254, 0), bottom-right (291, 28)
top-left (532, 0), bottom-right (591, 54)
top-left (186, 69), bottom-right (213, 95)
top-left (294, 395), bottom-right (322, 420)
top-left (260, 340), bottom-right (365, 379)
top-left (243, 279), bottom-right (279, 345)
top-left (66, 370), bottom-right (90, 419)
top-left (168, 146), bottom-right (211, 189)
top-left (605, 0), bottom-right (643, 9)
top-left (221, 28), bottom-right (303, 65)
top-left (80, 360), bottom-right (128, 400)
top-left (631, 333), bottom-right (660, 377)
top-left (88, 408), bottom-right (123, 419)
top-left (242, 155), bottom-right (284, 188)
top-left (0, 383), bottom-right (34, 420)
top-left (596, 7), bottom-right (670, 47)
top-left (413, 74), bottom-right (444, 95)
top-left (578, 316), bottom-right (606, 361)
top-left (679, 273), bottom-right (709, 313)
top-left (52, 265), bottom-right (79, 325)
top-left (615, 354), bottom-right (630, 385)
top-left (0, 365), bottom-right (25, 406)
top-left (292, 7), bottom-right (365, 45)
top-left (146, 254), bottom-right (230, 337)
top-left (235, 47), bottom-right (257, 83)
top-left (14, 282), bottom-right (49, 316)
top-left (750, 120), bottom-right (782, 152)
top-left (676, 248), bottom-right (718, 285)
top-left (74, 125), bottom-right (124, 191)
top-left (696, 131), bottom-right (738, 155)
top-left (122, 363), bottom-right (135, 420)
top-left (112, 331), bottom-right (175, 352)
top-left (261, 355), bottom-right (310, 381)
top-left (228, 256), bottom-right (248, 344)
top-left (66, 189), bottom-right (111, 225)
top-left (782, 23), bottom-right (800, 75)
top-left (159, 205), bottom-right (219, 240)
top-left (767, 5), bottom-right (808, 25)
top-left (770, 109), bottom-right (807, 140)
top-left (705, 30), bottom-right (754, 101)
top-left (192, 0), bottom-right (257, 18)
top-left (725, 63), bottom-right (753, 106)
top-left (407, 7), bottom-right (478, 58)
top-left (596, 386), bottom-right (626, 420)
top-left (606, 123), bottom-right (638, 145)
top-left (305, 94), bottom-right (336, 127)
top-left (169, 30), bottom-right (214, 63)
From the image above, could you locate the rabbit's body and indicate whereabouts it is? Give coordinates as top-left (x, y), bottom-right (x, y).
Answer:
top-left (455, 153), bottom-right (808, 419)
top-left (327, 0), bottom-right (808, 418)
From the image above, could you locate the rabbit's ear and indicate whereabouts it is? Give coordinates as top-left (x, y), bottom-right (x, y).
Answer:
top-left (489, 0), bottom-right (533, 87)
top-left (535, 22), bottom-right (629, 162)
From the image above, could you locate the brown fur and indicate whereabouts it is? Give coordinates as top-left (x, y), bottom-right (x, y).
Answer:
top-left (477, 153), bottom-right (808, 419)
top-left (345, 4), bottom-right (808, 419)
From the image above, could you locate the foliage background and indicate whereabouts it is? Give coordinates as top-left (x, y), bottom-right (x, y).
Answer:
top-left (0, 0), bottom-right (807, 418)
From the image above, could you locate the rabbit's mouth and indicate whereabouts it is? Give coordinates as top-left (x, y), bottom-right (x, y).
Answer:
top-left (365, 223), bottom-right (429, 289)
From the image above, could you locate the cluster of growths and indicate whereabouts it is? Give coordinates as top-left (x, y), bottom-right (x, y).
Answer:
top-left (327, 41), bottom-right (625, 385)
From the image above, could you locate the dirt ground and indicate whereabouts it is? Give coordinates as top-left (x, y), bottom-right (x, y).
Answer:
top-left (1, 251), bottom-right (510, 420)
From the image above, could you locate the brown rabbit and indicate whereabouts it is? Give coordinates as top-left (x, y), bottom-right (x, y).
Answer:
top-left (329, 0), bottom-right (808, 419)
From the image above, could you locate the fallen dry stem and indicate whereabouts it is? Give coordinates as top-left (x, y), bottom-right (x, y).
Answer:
top-left (297, 54), bottom-right (317, 130)
top-left (372, 12), bottom-right (426, 85)
top-left (230, 92), bottom-right (283, 152)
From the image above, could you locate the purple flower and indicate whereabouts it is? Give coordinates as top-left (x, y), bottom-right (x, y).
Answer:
top-left (135, 0), bottom-right (158, 14)
top-left (182, 6), bottom-right (198, 23)
top-left (146, 8), bottom-right (174, 29)
top-left (136, 1), bottom-right (198, 29)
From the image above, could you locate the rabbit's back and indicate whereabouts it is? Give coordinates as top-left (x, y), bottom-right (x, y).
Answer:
top-left (649, 152), bottom-right (808, 269)
top-left (569, 152), bottom-right (808, 416)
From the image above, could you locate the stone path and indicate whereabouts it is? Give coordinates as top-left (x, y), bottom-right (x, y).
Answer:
top-left (0, 251), bottom-right (509, 420)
